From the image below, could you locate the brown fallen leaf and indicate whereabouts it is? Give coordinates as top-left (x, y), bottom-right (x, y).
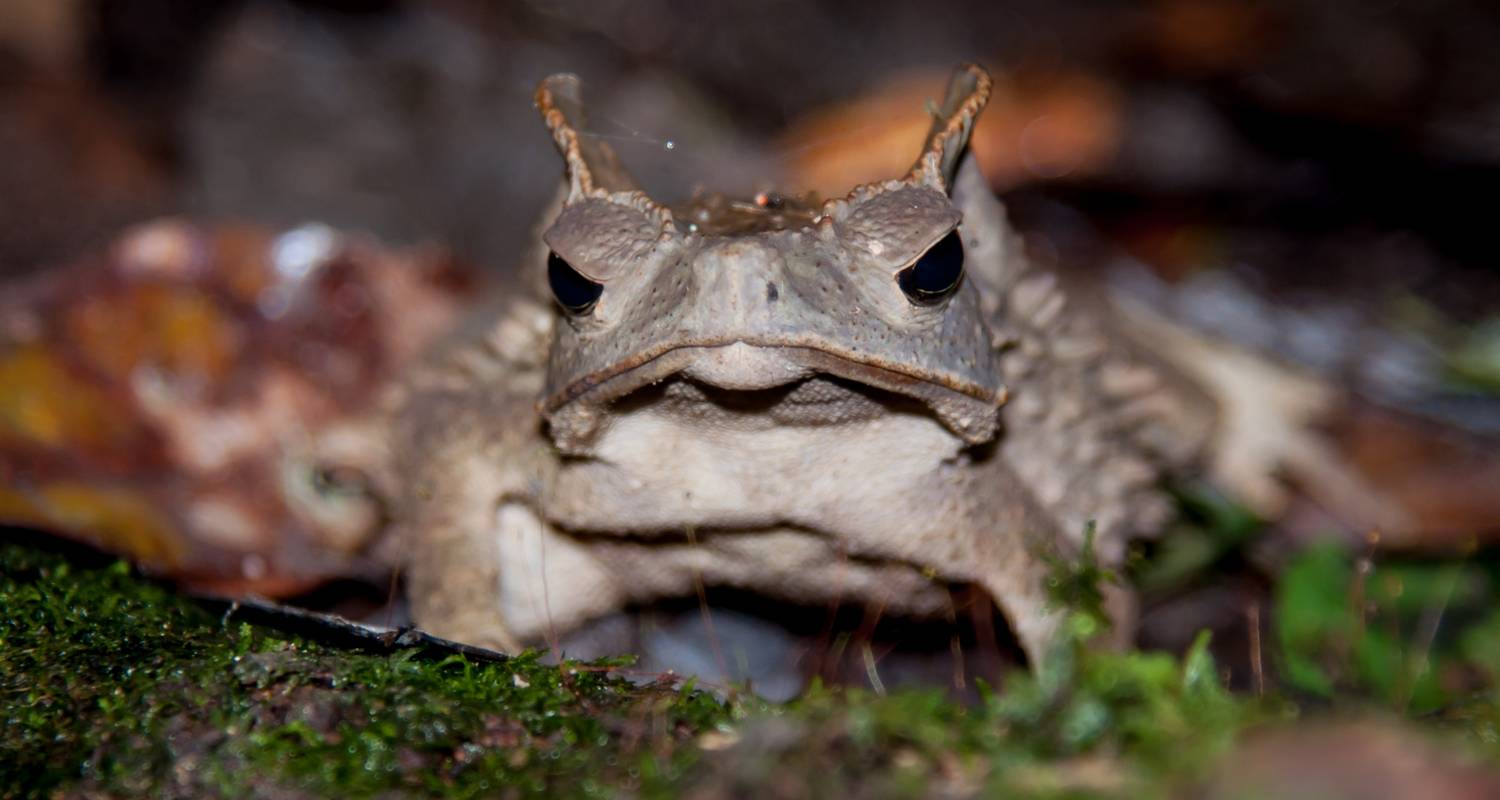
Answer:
top-left (0, 218), bottom-right (480, 596)
top-left (1330, 405), bottom-right (1500, 551)
top-left (1141, 0), bottom-right (1273, 73)
top-left (777, 67), bottom-right (1123, 198)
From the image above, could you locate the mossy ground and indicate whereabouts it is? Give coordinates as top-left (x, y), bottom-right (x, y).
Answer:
top-left (0, 539), bottom-right (735, 798)
top-left (3, 519), bottom-right (1499, 798)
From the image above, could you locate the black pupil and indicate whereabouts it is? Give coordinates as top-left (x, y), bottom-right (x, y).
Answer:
top-left (897, 230), bottom-right (964, 305)
top-left (547, 252), bottom-right (603, 314)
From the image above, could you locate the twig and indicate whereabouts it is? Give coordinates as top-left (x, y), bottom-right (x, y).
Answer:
top-left (861, 642), bottom-right (886, 696)
top-left (1401, 565), bottom-right (1461, 711)
top-left (1246, 600), bottom-right (1264, 697)
top-left (684, 526), bottom-right (729, 682)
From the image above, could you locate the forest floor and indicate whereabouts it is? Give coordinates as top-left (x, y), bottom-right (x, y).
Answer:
top-left (6, 507), bottom-right (1500, 798)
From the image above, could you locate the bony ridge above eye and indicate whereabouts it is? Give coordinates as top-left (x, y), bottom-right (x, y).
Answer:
top-left (547, 251), bottom-right (604, 315)
top-left (896, 229), bottom-right (964, 306)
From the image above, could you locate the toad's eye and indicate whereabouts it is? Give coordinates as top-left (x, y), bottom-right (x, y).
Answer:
top-left (896, 229), bottom-right (964, 306)
top-left (547, 251), bottom-right (603, 315)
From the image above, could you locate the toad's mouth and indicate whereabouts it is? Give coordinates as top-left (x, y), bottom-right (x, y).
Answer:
top-left (543, 341), bottom-right (1004, 450)
top-left (616, 373), bottom-right (919, 429)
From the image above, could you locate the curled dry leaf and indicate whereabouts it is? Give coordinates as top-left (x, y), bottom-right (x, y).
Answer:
top-left (777, 67), bottom-right (1122, 197)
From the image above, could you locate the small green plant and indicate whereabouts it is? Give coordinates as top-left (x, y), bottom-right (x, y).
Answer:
top-left (1043, 520), bottom-right (1116, 638)
top-left (1275, 540), bottom-right (1499, 716)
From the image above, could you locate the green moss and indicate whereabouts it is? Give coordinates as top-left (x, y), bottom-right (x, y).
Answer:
top-left (5, 528), bottom-right (1500, 797)
top-left (0, 539), bottom-right (737, 797)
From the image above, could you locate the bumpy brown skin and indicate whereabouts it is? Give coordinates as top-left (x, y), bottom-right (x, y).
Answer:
top-left (395, 66), bottom-right (1207, 664)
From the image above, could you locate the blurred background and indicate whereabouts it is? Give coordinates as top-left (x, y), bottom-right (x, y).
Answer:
top-left (2, 0), bottom-right (1498, 286)
top-left (2, 0), bottom-right (1500, 694)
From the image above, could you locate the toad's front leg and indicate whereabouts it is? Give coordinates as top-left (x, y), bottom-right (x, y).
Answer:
top-left (401, 445), bottom-right (524, 653)
top-left (405, 483), bottom-right (629, 652)
top-left (391, 291), bottom-right (630, 652)
top-left (823, 455), bottom-right (1092, 666)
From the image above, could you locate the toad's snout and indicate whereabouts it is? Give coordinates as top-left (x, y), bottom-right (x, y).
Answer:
top-left (679, 342), bottom-right (813, 391)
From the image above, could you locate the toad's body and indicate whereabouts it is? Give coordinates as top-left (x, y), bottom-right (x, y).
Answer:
top-left (394, 67), bottom-right (1207, 662)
